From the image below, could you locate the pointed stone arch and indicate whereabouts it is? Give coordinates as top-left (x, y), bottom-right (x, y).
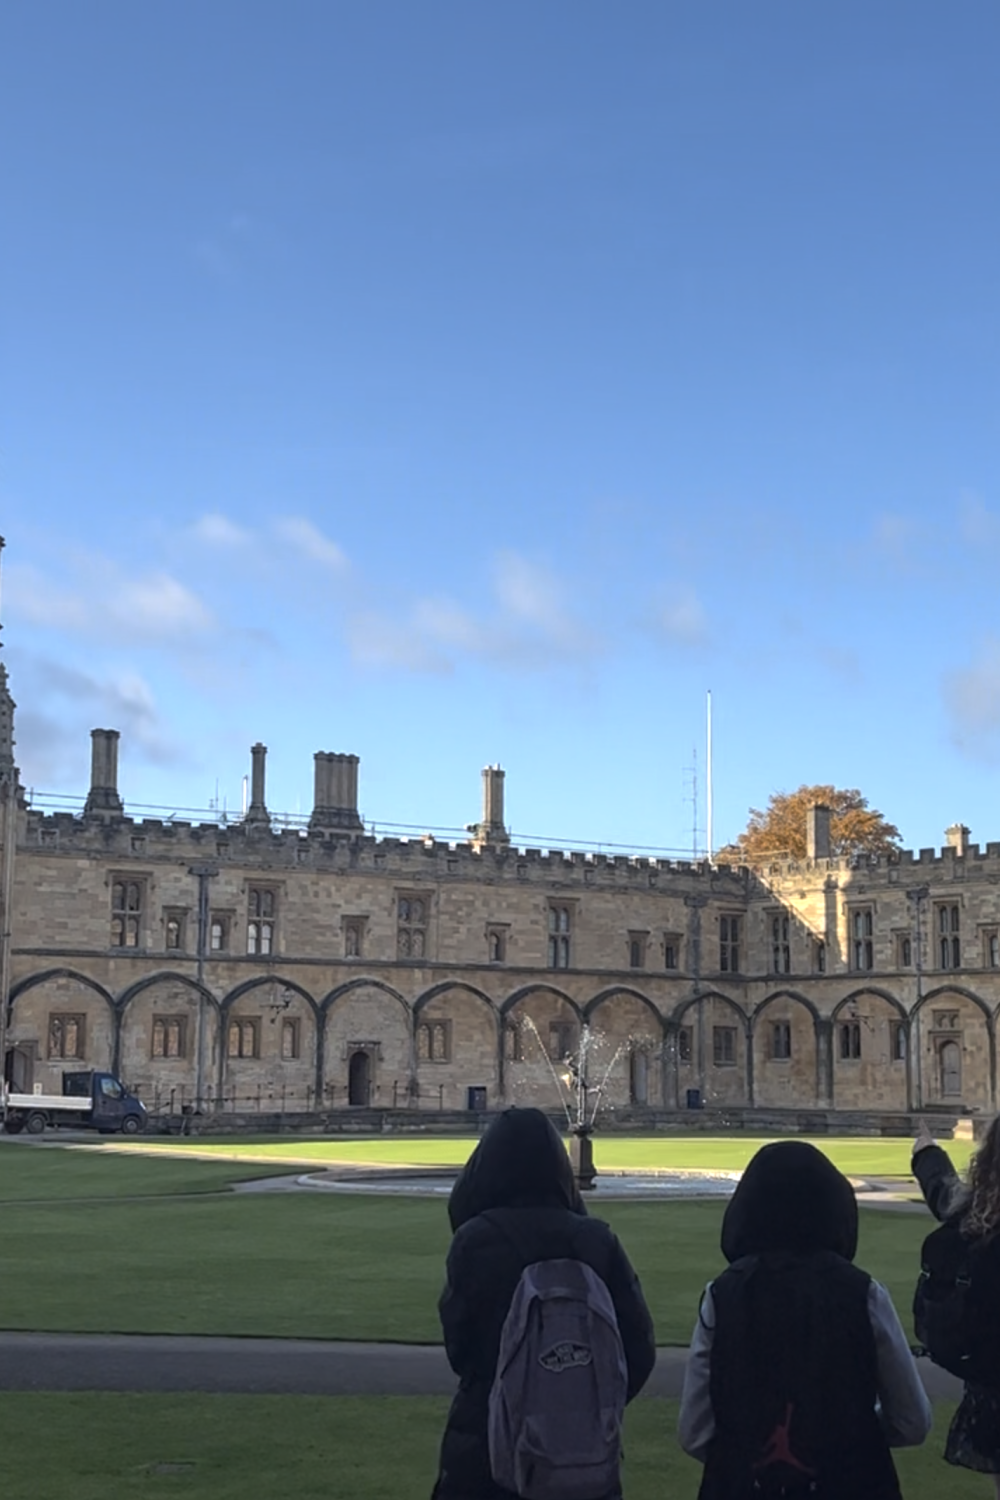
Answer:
top-left (501, 984), bottom-right (584, 1112)
top-left (321, 978), bottom-right (413, 1110)
top-left (911, 985), bottom-right (996, 1112)
top-left (671, 990), bottom-right (750, 1108)
top-left (752, 989), bottom-right (821, 1110)
top-left (412, 982), bottom-right (501, 1112)
top-left (219, 975), bottom-right (321, 1110)
top-left (7, 969), bottom-right (117, 1090)
top-left (584, 987), bottom-right (667, 1110)
top-left (117, 972), bottom-right (223, 1109)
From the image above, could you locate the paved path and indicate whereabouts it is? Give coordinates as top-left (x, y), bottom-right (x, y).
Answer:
top-left (0, 1334), bottom-right (962, 1402)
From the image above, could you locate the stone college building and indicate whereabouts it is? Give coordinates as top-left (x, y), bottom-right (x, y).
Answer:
top-left (0, 655), bottom-right (998, 1126)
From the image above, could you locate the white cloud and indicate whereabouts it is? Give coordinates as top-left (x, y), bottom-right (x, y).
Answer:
top-left (13, 654), bottom-right (183, 786)
top-left (347, 550), bottom-right (598, 674)
top-left (959, 494), bottom-right (1000, 548)
top-left (6, 559), bottom-right (214, 644)
top-left (347, 612), bottom-right (451, 673)
top-left (191, 513), bottom-right (252, 548)
top-left (274, 517), bottom-right (348, 572)
top-left (872, 512), bottom-right (922, 570)
top-left (943, 637), bottom-right (1000, 763)
top-left (658, 587), bottom-right (710, 646)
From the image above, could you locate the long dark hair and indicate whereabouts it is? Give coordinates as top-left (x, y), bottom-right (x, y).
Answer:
top-left (964, 1114), bottom-right (1000, 1238)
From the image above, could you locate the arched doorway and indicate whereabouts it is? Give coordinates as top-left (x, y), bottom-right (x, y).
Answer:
top-left (630, 1049), bottom-right (649, 1106)
top-left (939, 1040), bottom-right (962, 1099)
top-left (348, 1049), bottom-right (372, 1106)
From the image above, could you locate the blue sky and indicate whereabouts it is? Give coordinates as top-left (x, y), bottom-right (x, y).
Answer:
top-left (2, 2), bottom-right (1000, 855)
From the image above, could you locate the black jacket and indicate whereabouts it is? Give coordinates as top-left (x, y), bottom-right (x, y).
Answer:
top-left (913, 1141), bottom-right (1000, 1389)
top-left (700, 1142), bottom-right (901, 1500)
top-left (431, 1109), bottom-right (656, 1500)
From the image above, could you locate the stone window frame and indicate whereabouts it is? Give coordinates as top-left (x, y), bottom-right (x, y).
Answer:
top-left (280, 1016), bottom-right (301, 1060)
top-left (152, 1014), bottom-right (187, 1060)
top-left (770, 1020), bottom-right (792, 1061)
top-left (677, 1026), bottom-right (692, 1064)
top-left (503, 1020), bottom-right (523, 1062)
top-left (547, 902), bottom-right (575, 971)
top-left (247, 886), bottom-right (278, 957)
top-left (848, 904), bottom-right (875, 973)
top-left (769, 911), bottom-right (791, 975)
top-left (719, 914), bottom-right (741, 974)
top-left (486, 923), bottom-right (510, 964)
top-left (163, 907), bottom-right (188, 953)
top-left (664, 932), bottom-right (683, 972)
top-left (228, 1017), bottom-right (261, 1060)
top-left (110, 874), bottom-right (149, 950)
top-left (342, 915), bottom-right (368, 960)
top-left (628, 930), bottom-right (649, 971)
top-left (935, 902), bottom-right (961, 970)
top-left (893, 929), bottom-right (913, 969)
top-left (838, 1020), bottom-right (862, 1060)
top-left (813, 940), bottom-right (827, 974)
top-left (397, 892), bottom-right (430, 961)
top-left (48, 1012), bottom-right (86, 1061)
top-left (889, 1020), bottom-right (907, 1062)
top-left (210, 911), bottom-right (233, 953)
top-left (712, 1025), bottom-right (737, 1067)
top-left (547, 1019), bottom-right (577, 1062)
top-left (416, 1018), bottom-right (452, 1063)
top-left (980, 926), bottom-right (1000, 969)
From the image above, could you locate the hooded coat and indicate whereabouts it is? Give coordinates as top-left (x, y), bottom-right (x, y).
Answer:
top-left (431, 1108), bottom-right (656, 1500)
top-left (684, 1142), bottom-right (923, 1500)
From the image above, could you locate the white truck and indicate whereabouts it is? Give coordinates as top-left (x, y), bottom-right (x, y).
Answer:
top-left (3, 1070), bottom-right (147, 1136)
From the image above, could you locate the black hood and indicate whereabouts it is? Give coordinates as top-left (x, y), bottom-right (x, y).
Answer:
top-left (447, 1108), bottom-right (585, 1231)
top-left (720, 1140), bottom-right (859, 1263)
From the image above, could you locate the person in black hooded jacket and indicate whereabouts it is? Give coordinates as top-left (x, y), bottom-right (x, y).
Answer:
top-left (430, 1107), bottom-right (656, 1500)
top-left (678, 1141), bottom-right (931, 1500)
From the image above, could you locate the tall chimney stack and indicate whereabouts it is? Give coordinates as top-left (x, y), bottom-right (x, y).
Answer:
top-left (245, 743), bottom-right (270, 829)
top-left (806, 803), bottom-right (831, 861)
top-left (84, 729), bottom-right (124, 817)
top-left (471, 765), bottom-right (509, 847)
top-left (946, 823), bottom-right (970, 857)
top-left (309, 751), bottom-right (363, 832)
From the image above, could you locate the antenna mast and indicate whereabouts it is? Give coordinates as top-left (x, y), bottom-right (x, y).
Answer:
top-left (706, 689), bottom-right (713, 862)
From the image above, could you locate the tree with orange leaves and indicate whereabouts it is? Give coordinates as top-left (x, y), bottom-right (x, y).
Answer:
top-left (716, 785), bottom-right (901, 864)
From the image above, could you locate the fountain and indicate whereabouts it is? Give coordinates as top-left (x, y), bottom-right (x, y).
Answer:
top-left (520, 1018), bottom-right (627, 1191)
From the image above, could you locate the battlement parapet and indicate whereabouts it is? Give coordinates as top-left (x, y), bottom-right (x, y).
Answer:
top-left (17, 808), bottom-right (748, 895)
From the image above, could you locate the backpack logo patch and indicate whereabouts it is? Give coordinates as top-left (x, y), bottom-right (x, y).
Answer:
top-left (539, 1340), bottom-right (593, 1372)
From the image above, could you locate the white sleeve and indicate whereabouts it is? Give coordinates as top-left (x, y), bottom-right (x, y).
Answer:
top-left (677, 1283), bottom-right (716, 1463)
top-left (868, 1280), bottom-right (933, 1447)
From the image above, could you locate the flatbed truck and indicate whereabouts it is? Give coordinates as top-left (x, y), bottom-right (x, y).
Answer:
top-left (2, 1071), bottom-right (147, 1135)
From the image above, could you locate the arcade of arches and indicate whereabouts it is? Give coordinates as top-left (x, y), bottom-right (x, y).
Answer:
top-left (7, 970), bottom-right (998, 1116)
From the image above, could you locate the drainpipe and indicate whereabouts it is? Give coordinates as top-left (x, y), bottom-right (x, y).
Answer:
top-left (189, 863), bottom-right (219, 1110)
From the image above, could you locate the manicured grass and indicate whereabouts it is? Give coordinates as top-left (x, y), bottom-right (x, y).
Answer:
top-left (0, 1143), bottom-right (289, 1201)
top-left (0, 1139), bottom-right (936, 1342)
top-left (0, 1394), bottom-right (979, 1500)
top-left (103, 1132), bottom-right (976, 1178)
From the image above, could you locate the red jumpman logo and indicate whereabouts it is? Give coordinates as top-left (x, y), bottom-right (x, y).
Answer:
top-left (753, 1403), bottom-right (817, 1477)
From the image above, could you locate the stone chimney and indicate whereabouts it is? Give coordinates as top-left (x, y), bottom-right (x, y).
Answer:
top-left (245, 742), bottom-right (270, 829)
top-left (471, 764), bottom-right (509, 847)
top-left (806, 803), bottom-right (832, 861)
top-left (946, 823), bottom-right (970, 857)
top-left (309, 751), bottom-right (363, 832)
top-left (84, 728), bottom-right (124, 817)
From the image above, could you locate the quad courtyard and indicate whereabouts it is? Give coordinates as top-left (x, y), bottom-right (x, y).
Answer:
top-left (0, 1129), bottom-right (987, 1500)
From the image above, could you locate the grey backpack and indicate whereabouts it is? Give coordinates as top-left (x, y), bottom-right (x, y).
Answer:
top-left (488, 1256), bottom-right (628, 1500)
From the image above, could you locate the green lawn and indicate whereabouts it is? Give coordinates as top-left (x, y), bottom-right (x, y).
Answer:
top-left (0, 1394), bottom-right (979, 1500)
top-left (0, 1142), bottom-right (938, 1343)
top-left (101, 1131), bottom-right (974, 1178)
